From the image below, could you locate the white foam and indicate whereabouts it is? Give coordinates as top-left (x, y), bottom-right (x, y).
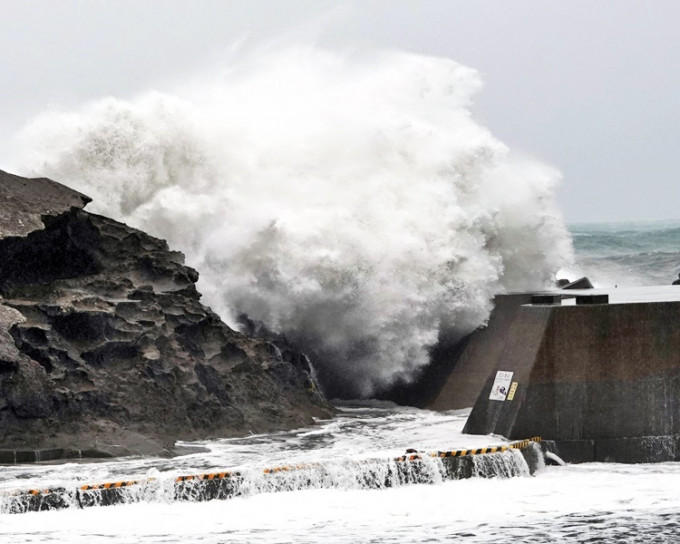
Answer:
top-left (13, 46), bottom-right (573, 396)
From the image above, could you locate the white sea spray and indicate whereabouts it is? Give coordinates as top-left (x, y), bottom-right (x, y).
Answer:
top-left (15, 47), bottom-right (573, 396)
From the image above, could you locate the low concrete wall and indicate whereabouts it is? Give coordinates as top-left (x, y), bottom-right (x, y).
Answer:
top-left (430, 294), bottom-right (680, 463)
top-left (2, 439), bottom-right (543, 514)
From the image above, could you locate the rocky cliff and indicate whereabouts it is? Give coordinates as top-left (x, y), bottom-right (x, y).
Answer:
top-left (0, 170), bottom-right (333, 459)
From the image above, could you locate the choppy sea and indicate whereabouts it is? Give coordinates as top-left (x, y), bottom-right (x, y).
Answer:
top-left (569, 220), bottom-right (680, 287)
top-left (2, 221), bottom-right (680, 543)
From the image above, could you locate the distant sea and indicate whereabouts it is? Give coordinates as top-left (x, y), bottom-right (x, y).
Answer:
top-left (569, 220), bottom-right (680, 287)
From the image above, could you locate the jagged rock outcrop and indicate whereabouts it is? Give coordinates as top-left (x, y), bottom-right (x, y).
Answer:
top-left (0, 170), bottom-right (333, 459)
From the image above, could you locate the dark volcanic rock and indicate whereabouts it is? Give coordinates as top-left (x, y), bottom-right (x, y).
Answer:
top-left (0, 170), bottom-right (333, 458)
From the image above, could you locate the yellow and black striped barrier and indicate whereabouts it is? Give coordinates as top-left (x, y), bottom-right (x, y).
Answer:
top-left (1, 437), bottom-right (543, 514)
top-left (509, 437), bottom-right (542, 450)
top-left (174, 470), bottom-right (244, 503)
top-left (175, 470), bottom-right (239, 483)
top-left (393, 437), bottom-right (542, 462)
top-left (80, 479), bottom-right (147, 491)
top-left (263, 462), bottom-right (322, 474)
top-left (429, 445), bottom-right (506, 459)
top-left (27, 489), bottom-right (52, 496)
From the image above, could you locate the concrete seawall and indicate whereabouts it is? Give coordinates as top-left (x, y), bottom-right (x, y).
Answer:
top-left (429, 287), bottom-right (680, 463)
top-left (1, 439), bottom-right (543, 514)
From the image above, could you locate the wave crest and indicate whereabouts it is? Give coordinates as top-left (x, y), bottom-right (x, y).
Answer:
top-left (16, 47), bottom-right (573, 397)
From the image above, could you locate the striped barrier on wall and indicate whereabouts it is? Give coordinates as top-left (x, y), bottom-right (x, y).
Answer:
top-left (80, 479), bottom-right (147, 491)
top-left (175, 471), bottom-right (239, 482)
top-left (0, 437), bottom-right (542, 514)
top-left (394, 436), bottom-right (542, 462)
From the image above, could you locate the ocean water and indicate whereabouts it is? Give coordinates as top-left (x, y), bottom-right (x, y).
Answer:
top-left (1, 404), bottom-right (680, 543)
top-left (568, 220), bottom-right (680, 288)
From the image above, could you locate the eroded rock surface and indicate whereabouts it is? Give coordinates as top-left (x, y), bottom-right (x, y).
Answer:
top-left (0, 170), bottom-right (332, 458)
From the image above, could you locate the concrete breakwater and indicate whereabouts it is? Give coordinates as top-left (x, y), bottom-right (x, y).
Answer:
top-left (429, 288), bottom-right (680, 463)
top-left (0, 438), bottom-right (542, 514)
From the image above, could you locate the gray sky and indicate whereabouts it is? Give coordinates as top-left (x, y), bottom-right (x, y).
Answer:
top-left (1, 0), bottom-right (678, 223)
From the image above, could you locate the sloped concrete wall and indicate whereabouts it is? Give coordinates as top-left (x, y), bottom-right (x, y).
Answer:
top-left (458, 303), bottom-right (552, 436)
top-left (428, 294), bottom-right (533, 411)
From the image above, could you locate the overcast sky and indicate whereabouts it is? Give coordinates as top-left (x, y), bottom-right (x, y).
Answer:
top-left (1, 0), bottom-right (678, 223)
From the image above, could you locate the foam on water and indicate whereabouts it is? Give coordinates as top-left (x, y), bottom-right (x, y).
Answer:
top-left (12, 46), bottom-right (572, 397)
top-left (0, 405), bottom-right (480, 495)
top-left (0, 406), bottom-right (531, 516)
top-left (1, 407), bottom-right (679, 543)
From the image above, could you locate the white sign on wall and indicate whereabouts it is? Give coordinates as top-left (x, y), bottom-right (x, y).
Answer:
top-left (489, 371), bottom-right (514, 401)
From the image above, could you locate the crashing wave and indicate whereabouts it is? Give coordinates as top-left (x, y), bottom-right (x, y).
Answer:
top-left (15, 47), bottom-right (573, 397)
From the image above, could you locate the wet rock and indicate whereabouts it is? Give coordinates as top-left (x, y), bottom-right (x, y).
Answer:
top-left (0, 170), bottom-right (333, 458)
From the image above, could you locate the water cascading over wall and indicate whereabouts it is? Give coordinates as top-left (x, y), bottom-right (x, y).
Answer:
top-left (1, 442), bottom-right (543, 514)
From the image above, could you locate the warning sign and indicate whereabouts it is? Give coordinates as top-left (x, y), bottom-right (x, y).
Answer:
top-left (489, 371), bottom-right (514, 401)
